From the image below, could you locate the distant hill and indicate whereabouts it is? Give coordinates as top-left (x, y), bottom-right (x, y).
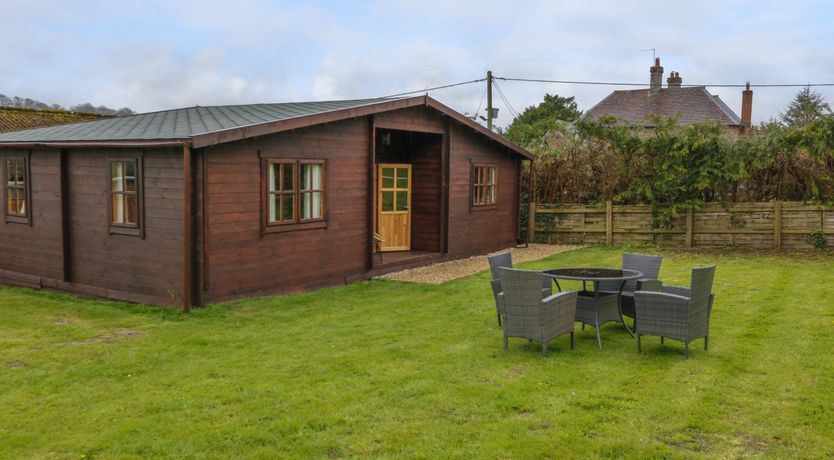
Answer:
top-left (0, 93), bottom-right (135, 116)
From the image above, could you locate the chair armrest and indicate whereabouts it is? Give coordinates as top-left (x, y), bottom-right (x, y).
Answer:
top-left (543, 290), bottom-right (576, 305)
top-left (661, 285), bottom-right (691, 298)
top-left (636, 279), bottom-right (662, 292)
top-left (542, 290), bottom-right (578, 322)
top-left (635, 290), bottom-right (689, 303)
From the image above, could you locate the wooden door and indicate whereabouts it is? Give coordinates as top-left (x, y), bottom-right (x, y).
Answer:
top-left (377, 164), bottom-right (411, 251)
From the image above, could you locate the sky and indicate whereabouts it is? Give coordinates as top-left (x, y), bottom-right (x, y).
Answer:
top-left (1, 0), bottom-right (833, 127)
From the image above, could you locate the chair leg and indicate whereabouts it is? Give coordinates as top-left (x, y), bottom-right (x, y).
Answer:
top-left (684, 342), bottom-right (689, 358)
top-left (503, 335), bottom-right (508, 351)
top-left (497, 312), bottom-right (502, 327)
top-left (660, 336), bottom-right (664, 344)
top-left (570, 331), bottom-right (575, 350)
top-left (637, 334), bottom-right (642, 353)
top-left (705, 335), bottom-right (709, 351)
top-left (541, 342), bottom-right (548, 357)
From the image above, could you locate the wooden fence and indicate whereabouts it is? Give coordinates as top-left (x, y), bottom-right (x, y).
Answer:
top-left (531, 201), bottom-right (834, 249)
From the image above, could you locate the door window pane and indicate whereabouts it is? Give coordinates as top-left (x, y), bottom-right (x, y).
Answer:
top-left (396, 168), bottom-right (408, 188)
top-left (381, 191), bottom-right (394, 211)
top-left (382, 168), bottom-right (394, 188)
top-left (396, 191), bottom-right (408, 211)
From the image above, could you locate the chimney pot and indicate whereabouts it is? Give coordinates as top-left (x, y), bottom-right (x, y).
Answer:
top-left (667, 70), bottom-right (683, 89)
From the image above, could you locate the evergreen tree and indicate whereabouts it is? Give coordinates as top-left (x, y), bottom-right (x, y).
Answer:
top-left (780, 86), bottom-right (831, 127)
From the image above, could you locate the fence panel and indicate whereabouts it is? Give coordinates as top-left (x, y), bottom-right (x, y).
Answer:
top-left (533, 201), bottom-right (834, 249)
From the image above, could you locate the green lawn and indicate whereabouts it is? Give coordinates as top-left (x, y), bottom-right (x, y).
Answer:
top-left (1, 247), bottom-right (833, 459)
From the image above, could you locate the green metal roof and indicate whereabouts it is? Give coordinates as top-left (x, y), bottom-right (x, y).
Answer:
top-left (0, 98), bottom-right (392, 143)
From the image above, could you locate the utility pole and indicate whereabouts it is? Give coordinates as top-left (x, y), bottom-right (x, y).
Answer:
top-left (486, 70), bottom-right (493, 131)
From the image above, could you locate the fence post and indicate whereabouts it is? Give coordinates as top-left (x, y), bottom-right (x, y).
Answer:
top-left (605, 200), bottom-right (613, 247)
top-left (774, 200), bottom-right (782, 249)
top-left (685, 208), bottom-right (694, 248)
top-left (528, 202), bottom-right (536, 244)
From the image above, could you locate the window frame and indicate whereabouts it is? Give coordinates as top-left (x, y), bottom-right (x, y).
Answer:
top-left (261, 157), bottom-right (327, 234)
top-left (3, 151), bottom-right (32, 225)
top-left (106, 154), bottom-right (145, 238)
top-left (471, 162), bottom-right (498, 210)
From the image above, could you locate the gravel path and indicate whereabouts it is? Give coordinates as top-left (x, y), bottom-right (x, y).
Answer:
top-left (379, 244), bottom-right (584, 284)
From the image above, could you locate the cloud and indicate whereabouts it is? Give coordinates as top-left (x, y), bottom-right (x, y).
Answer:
top-left (90, 46), bottom-right (274, 111)
top-left (0, 0), bottom-right (831, 125)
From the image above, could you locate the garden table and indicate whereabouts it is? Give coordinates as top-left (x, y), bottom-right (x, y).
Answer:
top-left (543, 268), bottom-right (643, 349)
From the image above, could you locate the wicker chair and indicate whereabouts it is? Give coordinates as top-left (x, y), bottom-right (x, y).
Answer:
top-left (488, 252), bottom-right (552, 326)
top-left (498, 268), bottom-right (578, 356)
top-left (598, 252), bottom-right (663, 324)
top-left (633, 265), bottom-right (716, 358)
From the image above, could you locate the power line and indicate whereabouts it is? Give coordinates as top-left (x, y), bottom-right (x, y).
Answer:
top-left (495, 76), bottom-right (834, 88)
top-left (473, 85), bottom-right (487, 120)
top-left (381, 78), bottom-right (486, 98)
top-left (493, 79), bottom-right (519, 119)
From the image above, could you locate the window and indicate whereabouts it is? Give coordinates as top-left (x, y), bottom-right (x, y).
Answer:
top-left (4, 155), bottom-right (31, 224)
top-left (264, 159), bottom-right (326, 230)
top-left (108, 157), bottom-right (143, 236)
top-left (472, 164), bottom-right (497, 207)
top-left (299, 162), bottom-right (325, 220)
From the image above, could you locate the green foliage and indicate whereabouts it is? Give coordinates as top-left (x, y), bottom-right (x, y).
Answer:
top-left (511, 92), bottom-right (834, 213)
top-left (780, 86), bottom-right (832, 127)
top-left (505, 93), bottom-right (581, 147)
top-left (2, 248), bottom-right (834, 457)
top-left (617, 117), bottom-right (745, 212)
top-left (808, 230), bottom-right (828, 249)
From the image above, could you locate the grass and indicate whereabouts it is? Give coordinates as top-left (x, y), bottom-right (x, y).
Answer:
top-left (1, 247), bottom-right (833, 459)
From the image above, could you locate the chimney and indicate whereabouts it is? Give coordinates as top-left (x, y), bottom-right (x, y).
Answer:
top-left (667, 71), bottom-right (682, 88)
top-left (650, 57), bottom-right (664, 96)
top-left (741, 82), bottom-right (753, 131)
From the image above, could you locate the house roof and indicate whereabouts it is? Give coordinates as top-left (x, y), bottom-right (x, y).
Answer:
top-left (0, 107), bottom-right (111, 133)
top-left (0, 96), bottom-right (532, 159)
top-left (583, 86), bottom-right (742, 127)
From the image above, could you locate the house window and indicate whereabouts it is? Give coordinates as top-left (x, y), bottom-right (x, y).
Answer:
top-left (265, 159), bottom-right (326, 227)
top-left (108, 158), bottom-right (143, 236)
top-left (4, 156), bottom-right (30, 223)
top-left (472, 164), bottom-right (497, 207)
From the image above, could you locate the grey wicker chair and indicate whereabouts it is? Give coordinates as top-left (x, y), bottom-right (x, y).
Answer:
top-left (633, 265), bottom-right (716, 358)
top-left (498, 268), bottom-right (578, 356)
top-left (488, 252), bottom-right (552, 326)
top-left (598, 252), bottom-right (663, 324)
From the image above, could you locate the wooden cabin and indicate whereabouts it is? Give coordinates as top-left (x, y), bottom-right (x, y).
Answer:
top-left (0, 96), bottom-right (532, 309)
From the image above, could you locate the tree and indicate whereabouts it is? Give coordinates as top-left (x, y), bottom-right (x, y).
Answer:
top-left (780, 86), bottom-right (831, 127)
top-left (505, 93), bottom-right (581, 147)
